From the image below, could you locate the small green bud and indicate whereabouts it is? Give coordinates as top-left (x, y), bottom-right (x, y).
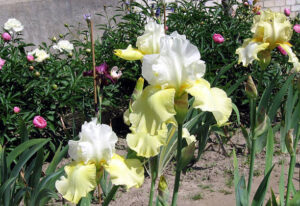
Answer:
top-left (245, 75), bottom-right (258, 99)
top-left (34, 71), bottom-right (40, 77)
top-left (68, 52), bottom-right (73, 57)
top-left (59, 34), bottom-right (63, 38)
top-left (64, 23), bottom-right (69, 27)
top-left (52, 36), bottom-right (57, 42)
top-left (285, 129), bottom-right (294, 155)
top-left (85, 48), bottom-right (91, 53)
top-left (45, 77), bottom-right (49, 81)
top-left (52, 84), bottom-right (58, 90)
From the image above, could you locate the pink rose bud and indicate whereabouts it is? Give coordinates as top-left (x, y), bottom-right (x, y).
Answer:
top-left (110, 66), bottom-right (122, 80)
top-left (33, 116), bottom-right (47, 129)
top-left (213, 33), bottom-right (225, 44)
top-left (277, 46), bottom-right (287, 55)
top-left (27, 55), bottom-right (34, 62)
top-left (284, 8), bottom-right (290, 16)
top-left (2, 32), bottom-right (11, 41)
top-left (13, 106), bottom-right (21, 113)
top-left (244, 2), bottom-right (249, 6)
top-left (293, 24), bottom-right (300, 33)
top-left (256, 11), bottom-right (261, 15)
top-left (0, 58), bottom-right (6, 70)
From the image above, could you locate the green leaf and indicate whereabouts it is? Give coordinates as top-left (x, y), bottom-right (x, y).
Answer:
top-left (251, 165), bottom-right (275, 206)
top-left (265, 127), bottom-right (274, 175)
top-left (236, 176), bottom-right (248, 206)
top-left (79, 192), bottom-right (92, 206)
top-left (6, 139), bottom-right (48, 167)
top-left (290, 190), bottom-right (300, 206)
top-left (279, 161), bottom-right (285, 206)
top-left (45, 144), bottom-right (68, 176)
top-left (232, 103), bottom-right (241, 125)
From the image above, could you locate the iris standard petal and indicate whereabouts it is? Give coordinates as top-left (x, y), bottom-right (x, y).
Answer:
top-left (114, 45), bottom-right (144, 61)
top-left (55, 162), bottom-right (97, 204)
top-left (104, 153), bottom-right (144, 189)
top-left (236, 39), bottom-right (269, 67)
top-left (186, 79), bottom-right (232, 126)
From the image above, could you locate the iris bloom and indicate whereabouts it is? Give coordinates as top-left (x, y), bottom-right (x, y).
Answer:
top-left (55, 118), bottom-right (144, 204)
top-left (236, 10), bottom-right (300, 72)
top-left (114, 20), bottom-right (165, 60)
top-left (121, 31), bottom-right (232, 158)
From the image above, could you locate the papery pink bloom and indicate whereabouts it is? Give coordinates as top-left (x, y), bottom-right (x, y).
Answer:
top-left (213, 33), bottom-right (224, 44)
top-left (2, 32), bottom-right (11, 41)
top-left (33, 116), bottom-right (47, 129)
top-left (284, 8), bottom-right (290, 16)
top-left (277, 46), bottom-right (287, 55)
top-left (293, 24), bottom-right (300, 33)
top-left (13, 106), bottom-right (21, 113)
top-left (110, 66), bottom-right (122, 80)
top-left (27, 55), bottom-right (34, 62)
top-left (0, 58), bottom-right (6, 70)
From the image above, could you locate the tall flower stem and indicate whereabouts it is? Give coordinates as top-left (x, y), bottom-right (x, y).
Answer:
top-left (247, 98), bottom-right (256, 199)
top-left (88, 19), bottom-right (97, 116)
top-left (102, 186), bottom-right (119, 206)
top-left (148, 156), bottom-right (158, 206)
top-left (285, 124), bottom-right (300, 205)
top-left (171, 123), bottom-right (183, 206)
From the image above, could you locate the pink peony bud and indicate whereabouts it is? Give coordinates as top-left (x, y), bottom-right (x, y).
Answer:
top-left (0, 58), bottom-right (5, 70)
top-left (165, 26), bottom-right (168, 31)
top-left (256, 11), bottom-right (261, 15)
top-left (213, 33), bottom-right (225, 44)
top-left (284, 8), bottom-right (291, 16)
top-left (293, 24), bottom-right (300, 33)
top-left (110, 66), bottom-right (122, 80)
top-left (244, 2), bottom-right (249, 6)
top-left (277, 46), bottom-right (287, 55)
top-left (2, 32), bottom-right (11, 41)
top-left (33, 116), bottom-right (47, 129)
top-left (27, 55), bottom-right (34, 62)
top-left (13, 106), bottom-right (21, 113)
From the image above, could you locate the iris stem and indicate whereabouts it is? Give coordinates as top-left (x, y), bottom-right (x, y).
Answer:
top-left (286, 123), bottom-right (300, 205)
top-left (148, 176), bottom-right (156, 206)
top-left (102, 185), bottom-right (119, 206)
top-left (247, 98), bottom-right (256, 200)
top-left (171, 123), bottom-right (183, 206)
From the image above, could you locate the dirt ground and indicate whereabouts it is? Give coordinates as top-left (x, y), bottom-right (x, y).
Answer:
top-left (52, 131), bottom-right (300, 206)
top-left (108, 132), bottom-right (300, 206)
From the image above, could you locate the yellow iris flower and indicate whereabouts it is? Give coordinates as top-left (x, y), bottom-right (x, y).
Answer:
top-left (236, 10), bottom-right (300, 72)
top-left (119, 31), bottom-right (232, 158)
top-left (55, 119), bottom-right (144, 204)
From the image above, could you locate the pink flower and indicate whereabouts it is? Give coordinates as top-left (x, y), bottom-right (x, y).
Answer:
top-left (256, 11), bottom-right (261, 15)
top-left (284, 8), bottom-right (291, 16)
top-left (0, 58), bottom-right (6, 70)
top-left (26, 55), bottom-right (34, 62)
top-left (110, 66), bottom-right (122, 80)
top-left (293, 24), bottom-right (300, 33)
top-left (33, 116), bottom-right (47, 129)
top-left (13, 106), bottom-right (21, 113)
top-left (213, 33), bottom-right (224, 44)
top-left (2, 32), bottom-right (11, 41)
top-left (277, 46), bottom-right (287, 55)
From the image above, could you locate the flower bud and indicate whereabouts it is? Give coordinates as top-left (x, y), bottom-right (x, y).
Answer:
top-left (59, 34), bottom-right (63, 38)
top-left (34, 71), bottom-right (40, 77)
top-left (64, 23), bottom-right (69, 27)
top-left (52, 36), bottom-right (57, 42)
top-left (68, 52), bottom-right (73, 57)
top-left (27, 55), bottom-right (34, 62)
top-left (13, 106), bottom-right (21, 113)
top-left (293, 24), bottom-right (300, 33)
top-left (258, 50), bottom-right (271, 70)
top-left (285, 129), bottom-right (294, 155)
top-left (85, 48), bottom-right (91, 53)
top-left (33, 115), bottom-right (47, 129)
top-left (52, 84), bottom-right (58, 90)
top-left (158, 175), bottom-right (169, 202)
top-left (277, 46), bottom-right (287, 55)
top-left (29, 66), bottom-right (34, 71)
top-left (110, 66), bottom-right (122, 80)
top-left (213, 33), bottom-right (225, 44)
top-left (245, 75), bottom-right (258, 99)
top-left (284, 8), bottom-right (291, 17)
top-left (132, 77), bottom-right (144, 101)
top-left (2, 32), bottom-right (11, 41)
